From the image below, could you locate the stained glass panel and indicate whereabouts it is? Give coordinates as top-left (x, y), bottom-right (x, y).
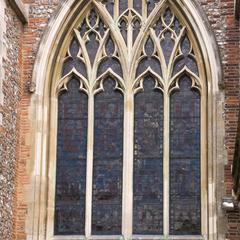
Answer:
top-left (147, 0), bottom-right (160, 16)
top-left (97, 36), bottom-right (123, 78)
top-left (137, 37), bottom-right (162, 77)
top-left (170, 76), bottom-right (201, 235)
top-left (119, 0), bottom-right (128, 15)
top-left (86, 32), bottom-right (99, 65)
top-left (133, 77), bottom-right (163, 235)
top-left (172, 35), bottom-right (199, 76)
top-left (102, 0), bottom-right (114, 17)
top-left (119, 19), bottom-right (128, 43)
top-left (56, 2), bottom-right (204, 236)
top-left (133, 19), bottom-right (141, 43)
top-left (92, 78), bottom-right (123, 235)
top-left (62, 37), bottom-right (87, 78)
top-left (55, 78), bottom-right (88, 235)
top-left (161, 31), bottom-right (175, 66)
top-left (173, 56), bottom-right (199, 77)
top-left (163, 8), bottom-right (173, 26)
top-left (133, 0), bottom-right (142, 15)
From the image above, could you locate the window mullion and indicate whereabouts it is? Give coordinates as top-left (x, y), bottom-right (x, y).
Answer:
top-left (85, 93), bottom-right (94, 238)
top-left (128, 0), bottom-right (133, 8)
top-left (122, 90), bottom-right (134, 238)
top-left (163, 91), bottom-right (170, 236)
top-left (114, 0), bottom-right (119, 20)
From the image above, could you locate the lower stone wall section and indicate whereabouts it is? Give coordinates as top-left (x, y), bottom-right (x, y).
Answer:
top-left (0, 1), bottom-right (23, 240)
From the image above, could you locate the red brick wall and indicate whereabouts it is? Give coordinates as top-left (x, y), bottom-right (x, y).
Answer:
top-left (220, 0), bottom-right (240, 238)
top-left (202, 1), bottom-right (240, 238)
top-left (5, 0), bottom-right (239, 239)
top-left (0, 2), bottom-right (23, 240)
top-left (13, 1), bottom-right (60, 239)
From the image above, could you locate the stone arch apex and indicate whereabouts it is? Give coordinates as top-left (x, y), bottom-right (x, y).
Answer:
top-left (31, 0), bottom-right (222, 97)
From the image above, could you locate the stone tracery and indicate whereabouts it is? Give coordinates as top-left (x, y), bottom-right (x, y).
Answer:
top-left (55, 0), bottom-right (203, 237)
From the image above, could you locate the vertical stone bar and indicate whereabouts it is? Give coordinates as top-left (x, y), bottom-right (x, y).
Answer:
top-left (85, 93), bottom-right (94, 238)
top-left (122, 90), bottom-right (134, 238)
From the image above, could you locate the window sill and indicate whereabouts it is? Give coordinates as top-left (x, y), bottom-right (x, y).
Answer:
top-left (52, 235), bottom-right (205, 240)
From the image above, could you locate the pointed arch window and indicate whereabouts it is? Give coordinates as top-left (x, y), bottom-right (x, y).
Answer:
top-left (50, 1), bottom-right (207, 239)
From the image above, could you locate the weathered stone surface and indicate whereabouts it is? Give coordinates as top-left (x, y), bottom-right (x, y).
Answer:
top-left (0, 1), bottom-right (22, 240)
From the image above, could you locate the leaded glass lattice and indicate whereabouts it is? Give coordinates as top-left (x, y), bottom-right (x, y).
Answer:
top-left (55, 78), bottom-right (88, 235)
top-left (170, 76), bottom-right (201, 235)
top-left (54, 1), bottom-right (204, 238)
top-left (133, 77), bottom-right (163, 235)
top-left (62, 37), bottom-right (87, 78)
top-left (136, 37), bottom-right (162, 77)
top-left (92, 78), bottom-right (123, 235)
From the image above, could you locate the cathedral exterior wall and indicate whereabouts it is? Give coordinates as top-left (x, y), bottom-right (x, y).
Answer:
top-left (0, 0), bottom-right (239, 239)
top-left (0, 1), bottom-right (23, 240)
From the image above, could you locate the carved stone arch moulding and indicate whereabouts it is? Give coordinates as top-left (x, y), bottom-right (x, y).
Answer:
top-left (27, 0), bottom-right (224, 239)
top-left (53, 0), bottom-right (203, 94)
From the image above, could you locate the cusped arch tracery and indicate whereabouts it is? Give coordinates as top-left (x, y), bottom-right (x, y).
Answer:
top-left (57, 0), bottom-right (202, 95)
top-left (53, 0), bottom-right (205, 237)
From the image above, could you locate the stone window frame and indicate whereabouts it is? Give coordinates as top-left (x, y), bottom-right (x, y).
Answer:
top-left (26, 1), bottom-right (225, 240)
top-left (48, 1), bottom-right (207, 239)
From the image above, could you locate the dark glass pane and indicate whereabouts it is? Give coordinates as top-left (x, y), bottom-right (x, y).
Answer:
top-left (74, 61), bottom-right (88, 77)
top-left (89, 10), bottom-right (98, 27)
top-left (161, 31), bottom-right (175, 65)
top-left (97, 58), bottom-right (123, 78)
top-left (62, 37), bottom-right (87, 78)
top-left (172, 34), bottom-right (199, 76)
top-left (145, 37), bottom-right (155, 56)
top-left (186, 56), bottom-right (199, 75)
top-left (181, 36), bottom-right (191, 55)
top-left (92, 78), bottom-right (123, 235)
top-left (79, 10), bottom-right (106, 39)
top-left (147, 0), bottom-right (159, 16)
top-left (119, 19), bottom-right (128, 44)
top-left (133, 19), bottom-right (141, 43)
top-left (86, 32), bottom-right (99, 65)
top-left (62, 58), bottom-right (87, 78)
top-left (163, 8), bottom-right (173, 26)
top-left (136, 36), bottom-right (162, 77)
top-left (154, 18), bottom-right (163, 36)
top-left (137, 57), bottom-right (162, 77)
top-left (55, 78), bottom-right (88, 235)
top-left (119, 0), bottom-right (128, 15)
top-left (97, 36), bottom-right (123, 78)
top-left (69, 37), bottom-right (79, 58)
top-left (98, 20), bottom-right (107, 38)
top-left (170, 76), bottom-right (201, 235)
top-left (62, 58), bottom-right (74, 77)
top-left (173, 18), bottom-right (182, 36)
top-left (79, 19), bottom-right (88, 37)
top-left (102, 0), bottom-right (114, 17)
top-left (105, 37), bottom-right (115, 56)
top-left (172, 56), bottom-right (185, 76)
top-left (133, 0), bottom-right (142, 15)
top-left (133, 77), bottom-right (163, 235)
top-left (172, 56), bottom-right (199, 77)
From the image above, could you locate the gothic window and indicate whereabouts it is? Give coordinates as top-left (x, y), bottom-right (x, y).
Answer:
top-left (55, 79), bottom-right (88, 235)
top-left (92, 78), bottom-right (124, 235)
top-left (53, 1), bottom-right (205, 239)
